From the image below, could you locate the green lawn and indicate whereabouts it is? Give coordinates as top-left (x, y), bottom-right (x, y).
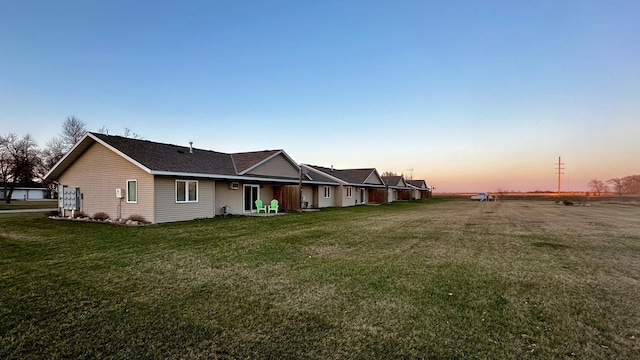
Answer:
top-left (0, 200), bottom-right (57, 210)
top-left (1, 200), bottom-right (639, 359)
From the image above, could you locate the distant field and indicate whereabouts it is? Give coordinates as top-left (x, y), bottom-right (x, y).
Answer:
top-left (1, 200), bottom-right (639, 359)
top-left (435, 193), bottom-right (640, 203)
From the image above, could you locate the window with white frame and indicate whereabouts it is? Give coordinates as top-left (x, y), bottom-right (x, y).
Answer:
top-left (346, 186), bottom-right (353, 198)
top-left (176, 180), bottom-right (198, 203)
top-left (126, 179), bottom-right (137, 203)
top-left (324, 186), bottom-right (331, 198)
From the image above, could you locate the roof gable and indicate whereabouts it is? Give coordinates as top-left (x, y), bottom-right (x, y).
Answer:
top-left (232, 150), bottom-right (280, 174)
top-left (303, 165), bottom-right (384, 187)
top-left (45, 133), bottom-right (303, 184)
top-left (240, 152), bottom-right (300, 179)
top-left (382, 175), bottom-right (407, 187)
top-left (407, 179), bottom-right (429, 189)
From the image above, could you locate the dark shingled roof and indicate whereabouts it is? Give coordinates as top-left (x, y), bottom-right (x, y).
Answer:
top-left (381, 175), bottom-right (404, 187)
top-left (232, 150), bottom-right (280, 174)
top-left (94, 133), bottom-right (237, 175)
top-left (305, 165), bottom-right (379, 185)
top-left (407, 179), bottom-right (428, 188)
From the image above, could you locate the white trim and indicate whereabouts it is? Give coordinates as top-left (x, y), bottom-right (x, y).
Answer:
top-left (243, 184), bottom-right (260, 213)
top-left (175, 179), bottom-right (198, 203)
top-left (126, 179), bottom-right (138, 203)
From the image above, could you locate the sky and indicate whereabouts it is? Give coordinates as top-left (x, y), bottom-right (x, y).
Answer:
top-left (1, 0), bottom-right (639, 192)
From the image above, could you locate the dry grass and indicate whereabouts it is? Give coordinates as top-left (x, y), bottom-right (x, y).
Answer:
top-left (1, 200), bottom-right (639, 359)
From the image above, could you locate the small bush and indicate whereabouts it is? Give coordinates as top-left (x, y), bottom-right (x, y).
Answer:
top-left (93, 212), bottom-right (109, 221)
top-left (127, 214), bottom-right (146, 223)
top-left (73, 211), bottom-right (86, 218)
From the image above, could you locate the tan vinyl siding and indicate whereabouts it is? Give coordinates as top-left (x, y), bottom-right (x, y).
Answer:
top-left (364, 172), bottom-right (384, 185)
top-left (58, 142), bottom-right (154, 222)
top-left (246, 154), bottom-right (299, 178)
top-left (301, 186), bottom-right (314, 208)
top-left (340, 186), bottom-right (358, 207)
top-left (214, 182), bottom-right (275, 215)
top-left (214, 182), bottom-right (244, 215)
top-left (316, 185), bottom-right (336, 208)
top-left (154, 177), bottom-right (214, 223)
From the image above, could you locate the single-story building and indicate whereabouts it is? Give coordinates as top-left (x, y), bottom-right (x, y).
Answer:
top-left (381, 175), bottom-right (413, 202)
top-left (301, 165), bottom-right (386, 207)
top-left (45, 132), bottom-right (310, 223)
top-left (406, 179), bottom-right (432, 199)
top-left (1, 182), bottom-right (47, 200)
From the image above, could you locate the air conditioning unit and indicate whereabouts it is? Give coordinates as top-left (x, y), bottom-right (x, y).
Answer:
top-left (115, 188), bottom-right (124, 198)
top-left (229, 182), bottom-right (240, 190)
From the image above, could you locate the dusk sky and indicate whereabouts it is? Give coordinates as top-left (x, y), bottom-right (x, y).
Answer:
top-left (2, 1), bottom-right (638, 192)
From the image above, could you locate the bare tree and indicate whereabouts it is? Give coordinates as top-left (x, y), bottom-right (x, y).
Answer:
top-left (123, 127), bottom-right (142, 139)
top-left (587, 179), bottom-right (608, 195)
top-left (622, 175), bottom-right (640, 194)
top-left (607, 178), bottom-right (624, 196)
top-left (0, 133), bottom-right (41, 203)
top-left (61, 116), bottom-right (87, 148)
top-left (381, 171), bottom-right (398, 177)
top-left (38, 137), bottom-right (67, 195)
top-left (98, 126), bottom-right (142, 139)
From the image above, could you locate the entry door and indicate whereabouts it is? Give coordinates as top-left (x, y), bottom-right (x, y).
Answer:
top-left (244, 185), bottom-right (259, 213)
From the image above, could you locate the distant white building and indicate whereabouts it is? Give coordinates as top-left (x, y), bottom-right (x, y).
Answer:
top-left (0, 182), bottom-right (47, 200)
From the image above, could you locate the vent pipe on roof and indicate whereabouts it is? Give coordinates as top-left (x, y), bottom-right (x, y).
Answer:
top-left (331, 165), bottom-right (334, 172)
top-left (189, 141), bottom-right (193, 154)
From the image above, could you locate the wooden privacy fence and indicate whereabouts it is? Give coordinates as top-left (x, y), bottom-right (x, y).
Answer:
top-left (368, 188), bottom-right (387, 204)
top-left (273, 185), bottom-right (300, 211)
top-left (397, 190), bottom-right (413, 201)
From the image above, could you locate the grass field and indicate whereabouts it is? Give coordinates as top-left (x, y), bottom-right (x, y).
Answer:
top-left (0, 199), bottom-right (57, 211)
top-left (1, 200), bottom-right (639, 359)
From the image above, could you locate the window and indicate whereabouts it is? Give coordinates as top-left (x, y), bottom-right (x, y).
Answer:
top-left (176, 180), bottom-right (198, 203)
top-left (126, 179), bottom-right (137, 203)
top-left (346, 186), bottom-right (353, 198)
top-left (324, 186), bottom-right (332, 198)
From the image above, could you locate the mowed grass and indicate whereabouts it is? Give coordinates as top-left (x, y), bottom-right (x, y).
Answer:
top-left (1, 200), bottom-right (639, 359)
top-left (0, 200), bottom-right (57, 210)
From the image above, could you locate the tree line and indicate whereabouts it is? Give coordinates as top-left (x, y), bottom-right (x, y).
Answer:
top-left (1, 117), bottom-right (140, 203)
top-left (588, 176), bottom-right (640, 196)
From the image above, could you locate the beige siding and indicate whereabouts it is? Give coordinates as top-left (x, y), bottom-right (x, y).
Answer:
top-left (341, 186), bottom-right (358, 207)
top-left (215, 182), bottom-right (244, 215)
top-left (246, 154), bottom-right (299, 178)
top-left (301, 186), bottom-right (315, 208)
top-left (316, 185), bottom-right (336, 208)
top-left (154, 177), bottom-right (215, 223)
top-left (58, 142), bottom-right (154, 222)
top-left (364, 172), bottom-right (384, 185)
top-left (214, 181), bottom-right (274, 215)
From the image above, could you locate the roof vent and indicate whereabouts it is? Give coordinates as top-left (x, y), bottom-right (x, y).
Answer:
top-left (189, 141), bottom-right (193, 154)
top-left (330, 165), bottom-right (334, 172)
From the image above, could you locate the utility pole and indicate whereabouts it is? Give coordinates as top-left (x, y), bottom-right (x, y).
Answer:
top-left (556, 156), bottom-right (565, 195)
top-left (405, 168), bottom-right (414, 180)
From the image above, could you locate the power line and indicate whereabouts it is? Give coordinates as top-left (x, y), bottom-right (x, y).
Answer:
top-left (556, 156), bottom-right (565, 194)
top-left (405, 168), bottom-right (414, 180)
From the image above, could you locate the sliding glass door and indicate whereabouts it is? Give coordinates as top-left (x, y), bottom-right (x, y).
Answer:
top-left (243, 185), bottom-right (259, 213)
